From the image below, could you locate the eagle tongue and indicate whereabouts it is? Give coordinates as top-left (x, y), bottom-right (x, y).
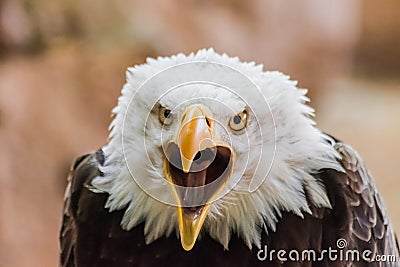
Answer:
top-left (186, 168), bottom-right (207, 187)
top-left (178, 168), bottom-right (207, 216)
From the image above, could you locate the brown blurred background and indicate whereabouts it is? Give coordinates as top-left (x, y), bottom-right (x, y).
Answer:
top-left (0, 0), bottom-right (399, 266)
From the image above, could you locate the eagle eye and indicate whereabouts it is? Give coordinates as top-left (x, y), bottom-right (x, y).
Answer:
top-left (229, 110), bottom-right (247, 133)
top-left (159, 106), bottom-right (173, 125)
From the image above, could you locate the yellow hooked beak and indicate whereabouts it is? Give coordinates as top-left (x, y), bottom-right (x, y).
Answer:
top-left (163, 104), bottom-right (233, 251)
top-left (178, 105), bottom-right (214, 173)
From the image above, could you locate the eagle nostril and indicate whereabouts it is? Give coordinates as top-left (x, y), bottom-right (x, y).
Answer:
top-left (194, 151), bottom-right (201, 161)
top-left (193, 148), bottom-right (216, 165)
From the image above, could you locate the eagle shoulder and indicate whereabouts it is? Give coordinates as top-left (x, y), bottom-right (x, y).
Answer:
top-left (59, 150), bottom-right (106, 267)
top-left (323, 141), bottom-right (399, 265)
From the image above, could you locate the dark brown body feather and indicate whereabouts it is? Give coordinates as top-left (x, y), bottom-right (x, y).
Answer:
top-left (60, 141), bottom-right (399, 266)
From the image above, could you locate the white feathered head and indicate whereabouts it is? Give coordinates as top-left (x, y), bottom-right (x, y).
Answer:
top-left (92, 49), bottom-right (342, 250)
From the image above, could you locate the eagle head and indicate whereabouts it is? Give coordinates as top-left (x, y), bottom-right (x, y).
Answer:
top-left (92, 49), bottom-right (342, 251)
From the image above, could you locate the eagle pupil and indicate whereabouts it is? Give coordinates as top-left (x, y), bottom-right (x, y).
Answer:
top-left (164, 109), bottom-right (171, 118)
top-left (206, 117), bottom-right (211, 127)
top-left (233, 115), bottom-right (241, 124)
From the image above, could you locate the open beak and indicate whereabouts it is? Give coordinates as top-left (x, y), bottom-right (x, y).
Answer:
top-left (163, 105), bottom-right (233, 251)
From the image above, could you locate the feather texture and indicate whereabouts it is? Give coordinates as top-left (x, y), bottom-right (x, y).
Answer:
top-left (92, 49), bottom-right (343, 247)
top-left (61, 141), bottom-right (399, 266)
top-left (60, 49), bottom-right (399, 266)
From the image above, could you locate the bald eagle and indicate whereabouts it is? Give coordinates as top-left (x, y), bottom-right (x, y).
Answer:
top-left (60, 49), bottom-right (399, 266)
